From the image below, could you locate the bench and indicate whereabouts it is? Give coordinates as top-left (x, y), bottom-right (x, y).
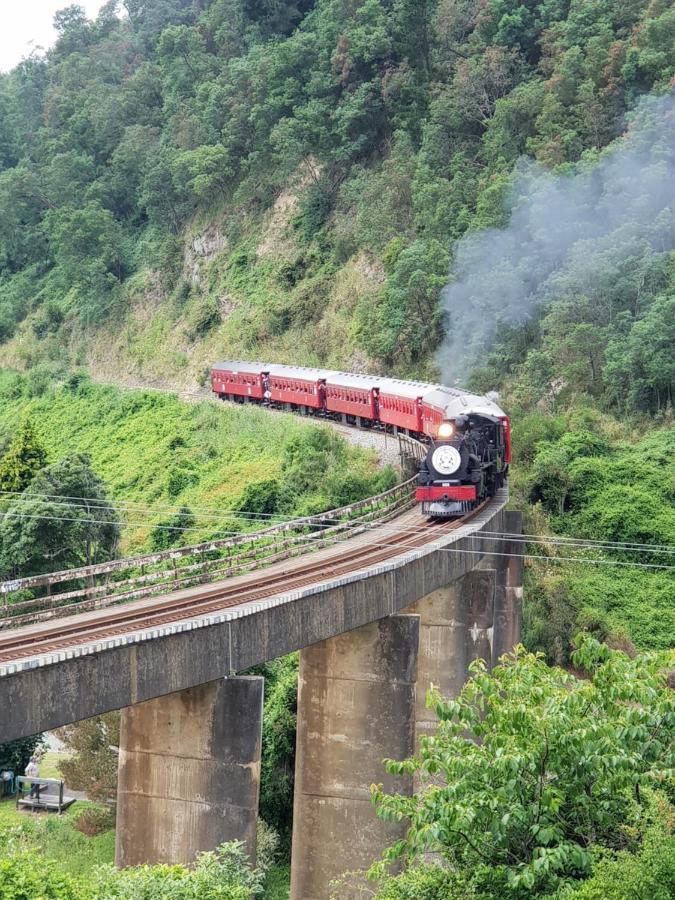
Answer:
top-left (15, 775), bottom-right (76, 813)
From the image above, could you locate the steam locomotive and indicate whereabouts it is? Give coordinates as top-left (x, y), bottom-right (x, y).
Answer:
top-left (210, 361), bottom-right (510, 518)
top-left (415, 407), bottom-right (508, 517)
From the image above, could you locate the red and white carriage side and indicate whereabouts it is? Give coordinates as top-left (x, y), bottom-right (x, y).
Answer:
top-left (209, 360), bottom-right (511, 465)
top-left (324, 373), bottom-right (381, 422)
top-left (211, 360), bottom-right (269, 400)
top-left (377, 379), bottom-right (437, 434)
top-left (266, 365), bottom-right (336, 409)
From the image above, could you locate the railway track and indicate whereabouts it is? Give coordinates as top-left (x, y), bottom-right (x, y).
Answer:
top-left (0, 510), bottom-right (472, 666)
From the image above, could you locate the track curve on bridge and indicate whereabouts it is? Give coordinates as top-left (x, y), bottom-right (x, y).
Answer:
top-left (0, 506), bottom-right (477, 668)
top-left (0, 487), bottom-right (518, 744)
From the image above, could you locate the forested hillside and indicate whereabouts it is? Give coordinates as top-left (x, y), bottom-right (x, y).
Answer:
top-left (0, 0), bottom-right (672, 659)
top-left (0, 4), bottom-right (673, 897)
top-left (0, 0), bottom-right (672, 385)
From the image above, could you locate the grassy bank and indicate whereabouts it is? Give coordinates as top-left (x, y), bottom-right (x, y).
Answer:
top-left (0, 799), bottom-right (114, 879)
top-left (0, 371), bottom-right (396, 555)
top-left (0, 799), bottom-right (291, 897)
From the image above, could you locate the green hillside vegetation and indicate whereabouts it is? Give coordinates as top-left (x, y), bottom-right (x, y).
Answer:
top-left (512, 410), bottom-right (675, 659)
top-left (0, 0), bottom-right (671, 658)
top-left (0, 2), bottom-right (673, 896)
top-left (0, 0), bottom-right (672, 387)
top-left (0, 371), bottom-right (395, 558)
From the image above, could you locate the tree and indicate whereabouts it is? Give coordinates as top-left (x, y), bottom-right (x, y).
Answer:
top-left (56, 712), bottom-right (120, 809)
top-left (0, 420), bottom-right (47, 494)
top-left (149, 505), bottom-right (195, 551)
top-left (173, 144), bottom-right (234, 203)
top-left (0, 453), bottom-right (120, 577)
top-left (0, 735), bottom-right (44, 778)
top-left (371, 637), bottom-right (675, 896)
top-left (355, 239), bottom-right (448, 366)
top-left (603, 294), bottom-right (675, 414)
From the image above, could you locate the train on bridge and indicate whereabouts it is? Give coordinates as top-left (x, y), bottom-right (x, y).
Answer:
top-left (211, 361), bottom-right (511, 518)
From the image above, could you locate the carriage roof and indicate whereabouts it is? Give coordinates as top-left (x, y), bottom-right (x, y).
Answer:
top-left (378, 378), bottom-right (440, 400)
top-left (213, 360), bottom-right (271, 375)
top-left (423, 387), bottom-right (506, 419)
top-left (325, 372), bottom-right (383, 390)
top-left (267, 364), bottom-right (338, 381)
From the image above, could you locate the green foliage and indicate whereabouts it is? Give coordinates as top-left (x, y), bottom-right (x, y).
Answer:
top-left (149, 505), bottom-right (195, 551)
top-left (0, 453), bottom-right (121, 578)
top-left (0, 419), bottom-right (47, 493)
top-left (371, 637), bottom-right (675, 897)
top-left (56, 713), bottom-right (120, 808)
top-left (0, 796), bottom-right (116, 879)
top-left (185, 296), bottom-right (222, 339)
top-left (375, 863), bottom-right (473, 899)
top-left (94, 841), bottom-right (263, 898)
top-left (236, 479), bottom-right (283, 518)
top-left (0, 836), bottom-right (271, 899)
top-left (354, 239), bottom-right (448, 366)
top-left (0, 852), bottom-right (83, 899)
top-left (604, 294), bottom-right (675, 414)
top-left (251, 654), bottom-right (299, 848)
top-left (526, 427), bottom-right (675, 550)
top-left (0, 735), bottom-right (44, 777)
top-left (555, 815), bottom-right (675, 900)
top-left (0, 376), bottom-right (390, 556)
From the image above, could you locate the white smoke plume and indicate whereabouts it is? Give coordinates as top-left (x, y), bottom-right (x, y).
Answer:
top-left (436, 92), bottom-right (675, 383)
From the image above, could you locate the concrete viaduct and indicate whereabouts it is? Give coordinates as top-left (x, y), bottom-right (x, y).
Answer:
top-left (0, 489), bottom-right (522, 898)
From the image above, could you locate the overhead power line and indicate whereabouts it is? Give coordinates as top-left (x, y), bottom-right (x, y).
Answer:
top-left (1, 510), bottom-right (673, 573)
top-left (1, 491), bottom-right (673, 558)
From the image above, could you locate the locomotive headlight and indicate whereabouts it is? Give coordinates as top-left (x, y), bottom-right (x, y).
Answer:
top-left (437, 421), bottom-right (454, 439)
top-left (431, 445), bottom-right (461, 475)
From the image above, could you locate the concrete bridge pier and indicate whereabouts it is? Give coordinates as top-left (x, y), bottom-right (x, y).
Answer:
top-left (115, 675), bottom-right (263, 868)
top-left (403, 567), bottom-right (496, 750)
top-left (491, 510), bottom-right (524, 666)
top-left (290, 614), bottom-right (420, 900)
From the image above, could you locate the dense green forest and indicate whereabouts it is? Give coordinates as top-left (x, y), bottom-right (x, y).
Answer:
top-left (0, 0), bottom-right (672, 652)
top-left (0, 0), bottom-right (673, 897)
top-left (0, 0), bottom-right (673, 388)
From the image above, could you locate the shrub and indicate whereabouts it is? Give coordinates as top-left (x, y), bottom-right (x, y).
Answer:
top-left (32, 301), bottom-right (64, 339)
top-left (186, 297), bottom-right (221, 338)
top-left (374, 864), bottom-right (474, 899)
top-left (150, 506), bottom-right (195, 551)
top-left (0, 852), bottom-right (83, 899)
top-left (166, 465), bottom-right (198, 498)
top-left (556, 818), bottom-right (675, 900)
top-left (93, 840), bottom-right (264, 898)
top-left (236, 479), bottom-right (282, 517)
top-left (255, 818), bottom-right (280, 875)
top-left (72, 807), bottom-right (115, 837)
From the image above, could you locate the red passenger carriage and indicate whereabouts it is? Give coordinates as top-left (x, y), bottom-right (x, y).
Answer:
top-left (210, 360), bottom-right (511, 519)
top-left (267, 366), bottom-right (336, 409)
top-left (211, 360), bottom-right (269, 400)
top-left (377, 380), bottom-right (435, 434)
top-left (324, 373), bottom-right (381, 422)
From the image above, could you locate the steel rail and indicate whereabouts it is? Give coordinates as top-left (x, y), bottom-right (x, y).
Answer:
top-left (0, 510), bottom-right (476, 664)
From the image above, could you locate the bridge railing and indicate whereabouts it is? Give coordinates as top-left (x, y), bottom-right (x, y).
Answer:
top-left (0, 474), bottom-right (417, 629)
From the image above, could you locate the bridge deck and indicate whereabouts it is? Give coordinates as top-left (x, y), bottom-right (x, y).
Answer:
top-left (0, 508), bottom-right (454, 668)
top-left (0, 491), bottom-right (510, 742)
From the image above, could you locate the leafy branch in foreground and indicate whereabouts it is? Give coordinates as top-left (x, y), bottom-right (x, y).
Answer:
top-left (370, 636), bottom-right (675, 896)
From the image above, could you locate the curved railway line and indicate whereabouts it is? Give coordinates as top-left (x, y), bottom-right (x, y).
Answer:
top-left (0, 506), bottom-right (480, 666)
